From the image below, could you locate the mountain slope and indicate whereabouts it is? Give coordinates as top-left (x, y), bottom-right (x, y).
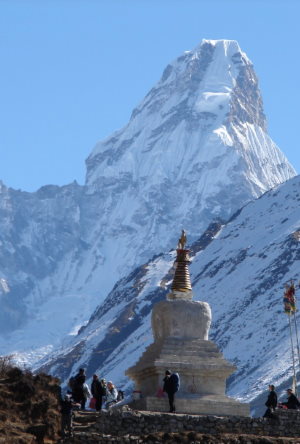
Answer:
top-left (0, 39), bottom-right (296, 367)
top-left (38, 175), bottom-right (300, 415)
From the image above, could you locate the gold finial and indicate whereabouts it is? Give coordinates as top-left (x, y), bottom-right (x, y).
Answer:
top-left (177, 229), bottom-right (187, 250)
top-left (169, 230), bottom-right (192, 297)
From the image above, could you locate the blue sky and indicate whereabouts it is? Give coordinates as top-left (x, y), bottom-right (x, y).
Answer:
top-left (1, 0), bottom-right (299, 191)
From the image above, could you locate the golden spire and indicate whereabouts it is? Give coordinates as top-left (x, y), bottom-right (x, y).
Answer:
top-left (168, 230), bottom-right (193, 299)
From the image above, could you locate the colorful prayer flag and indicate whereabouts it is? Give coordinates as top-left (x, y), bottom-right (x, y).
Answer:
top-left (284, 282), bottom-right (297, 314)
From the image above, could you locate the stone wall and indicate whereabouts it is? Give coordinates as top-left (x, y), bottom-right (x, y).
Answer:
top-left (87, 407), bottom-right (300, 438)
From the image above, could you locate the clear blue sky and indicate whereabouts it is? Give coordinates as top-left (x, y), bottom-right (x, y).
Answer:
top-left (1, 0), bottom-right (299, 191)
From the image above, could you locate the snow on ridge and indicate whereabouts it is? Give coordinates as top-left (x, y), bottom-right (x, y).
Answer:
top-left (107, 176), bottom-right (300, 405)
top-left (87, 39), bottom-right (248, 164)
top-left (86, 37), bottom-right (277, 192)
top-left (40, 175), bottom-right (300, 410)
top-left (201, 39), bottom-right (250, 61)
top-left (191, 175), bottom-right (300, 403)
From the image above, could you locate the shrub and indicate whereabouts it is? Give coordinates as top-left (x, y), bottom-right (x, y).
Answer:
top-left (0, 355), bottom-right (14, 376)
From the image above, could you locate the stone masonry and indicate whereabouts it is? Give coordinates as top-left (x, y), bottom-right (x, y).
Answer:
top-left (71, 407), bottom-right (300, 442)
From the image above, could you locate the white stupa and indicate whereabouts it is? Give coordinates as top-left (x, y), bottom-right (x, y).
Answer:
top-left (126, 231), bottom-right (250, 416)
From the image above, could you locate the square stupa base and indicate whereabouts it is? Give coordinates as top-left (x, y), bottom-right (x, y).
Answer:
top-left (129, 394), bottom-right (250, 417)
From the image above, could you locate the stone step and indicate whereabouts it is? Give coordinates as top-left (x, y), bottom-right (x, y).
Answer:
top-left (65, 432), bottom-right (144, 443)
top-left (73, 412), bottom-right (99, 424)
top-left (73, 424), bottom-right (94, 432)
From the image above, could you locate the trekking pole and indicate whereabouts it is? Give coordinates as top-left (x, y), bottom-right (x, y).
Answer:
top-left (293, 311), bottom-right (300, 372)
top-left (288, 315), bottom-right (298, 397)
top-left (294, 282), bottom-right (300, 373)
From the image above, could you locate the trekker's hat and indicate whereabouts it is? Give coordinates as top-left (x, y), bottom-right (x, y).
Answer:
top-left (165, 370), bottom-right (171, 375)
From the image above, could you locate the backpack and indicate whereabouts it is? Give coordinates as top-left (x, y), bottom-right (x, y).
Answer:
top-left (61, 398), bottom-right (73, 415)
top-left (68, 377), bottom-right (75, 391)
top-left (100, 382), bottom-right (107, 396)
top-left (170, 373), bottom-right (180, 392)
top-left (117, 390), bottom-right (124, 401)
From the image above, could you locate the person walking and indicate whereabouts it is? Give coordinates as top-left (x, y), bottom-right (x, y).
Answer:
top-left (283, 389), bottom-right (300, 409)
top-left (163, 370), bottom-right (180, 413)
top-left (263, 384), bottom-right (277, 418)
top-left (60, 393), bottom-right (77, 439)
top-left (106, 381), bottom-right (118, 409)
top-left (83, 382), bottom-right (92, 409)
top-left (91, 374), bottom-right (106, 412)
top-left (72, 368), bottom-right (86, 410)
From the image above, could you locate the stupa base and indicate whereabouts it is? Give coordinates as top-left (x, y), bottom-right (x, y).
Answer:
top-left (129, 394), bottom-right (250, 417)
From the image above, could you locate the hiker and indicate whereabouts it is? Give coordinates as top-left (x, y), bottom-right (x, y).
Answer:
top-left (101, 379), bottom-right (107, 396)
top-left (83, 382), bottom-right (92, 409)
top-left (60, 393), bottom-right (78, 439)
top-left (282, 389), bottom-right (300, 409)
top-left (163, 369), bottom-right (180, 413)
top-left (263, 384), bottom-right (277, 418)
top-left (106, 381), bottom-right (118, 409)
top-left (91, 374), bottom-right (107, 412)
top-left (72, 368), bottom-right (86, 409)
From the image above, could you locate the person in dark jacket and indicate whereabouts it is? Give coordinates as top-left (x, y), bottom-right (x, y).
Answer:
top-left (72, 368), bottom-right (86, 409)
top-left (91, 374), bottom-right (106, 412)
top-left (163, 370), bottom-right (180, 413)
top-left (60, 394), bottom-right (77, 438)
top-left (283, 389), bottom-right (300, 409)
top-left (263, 384), bottom-right (277, 417)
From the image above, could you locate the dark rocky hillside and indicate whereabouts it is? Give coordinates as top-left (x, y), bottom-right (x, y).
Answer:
top-left (0, 358), bottom-right (61, 443)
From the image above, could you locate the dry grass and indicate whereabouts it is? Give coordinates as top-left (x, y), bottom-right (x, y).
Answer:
top-left (0, 357), bottom-right (61, 443)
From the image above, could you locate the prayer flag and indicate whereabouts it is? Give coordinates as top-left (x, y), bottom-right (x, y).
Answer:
top-left (284, 282), bottom-right (297, 314)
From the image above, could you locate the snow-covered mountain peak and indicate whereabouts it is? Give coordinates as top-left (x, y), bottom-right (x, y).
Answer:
top-left (0, 40), bottom-right (296, 375)
top-left (86, 38), bottom-right (293, 203)
top-left (87, 40), bottom-right (255, 185)
top-left (155, 39), bottom-right (249, 93)
top-left (200, 39), bottom-right (248, 58)
top-left (75, 38), bottom-right (296, 359)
